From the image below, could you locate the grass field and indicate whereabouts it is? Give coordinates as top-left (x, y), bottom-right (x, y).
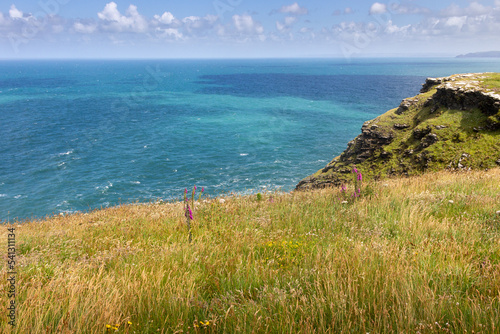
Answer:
top-left (1, 168), bottom-right (500, 333)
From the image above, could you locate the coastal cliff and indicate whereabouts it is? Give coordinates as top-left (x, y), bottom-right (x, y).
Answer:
top-left (296, 73), bottom-right (500, 190)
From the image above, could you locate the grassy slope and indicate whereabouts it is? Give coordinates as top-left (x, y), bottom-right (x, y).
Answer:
top-left (309, 73), bottom-right (500, 185)
top-left (1, 169), bottom-right (500, 333)
top-left (482, 73), bottom-right (500, 93)
top-left (367, 87), bottom-right (499, 176)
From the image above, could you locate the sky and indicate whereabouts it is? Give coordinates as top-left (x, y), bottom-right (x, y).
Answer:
top-left (0, 0), bottom-right (500, 58)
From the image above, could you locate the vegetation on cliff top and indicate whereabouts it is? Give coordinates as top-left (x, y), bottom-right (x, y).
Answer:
top-left (297, 73), bottom-right (500, 190)
top-left (1, 169), bottom-right (499, 333)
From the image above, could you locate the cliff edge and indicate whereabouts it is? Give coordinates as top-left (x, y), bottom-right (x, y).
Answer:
top-left (296, 73), bottom-right (500, 190)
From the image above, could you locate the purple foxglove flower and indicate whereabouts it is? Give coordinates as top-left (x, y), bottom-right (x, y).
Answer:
top-left (352, 167), bottom-right (358, 174)
top-left (357, 173), bottom-right (362, 181)
top-left (201, 187), bottom-right (204, 193)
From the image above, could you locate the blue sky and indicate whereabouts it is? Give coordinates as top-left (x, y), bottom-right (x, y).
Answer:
top-left (1, 0), bottom-right (500, 58)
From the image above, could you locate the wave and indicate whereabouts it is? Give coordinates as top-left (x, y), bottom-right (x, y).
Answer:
top-left (95, 181), bottom-right (113, 193)
top-left (58, 150), bottom-right (74, 156)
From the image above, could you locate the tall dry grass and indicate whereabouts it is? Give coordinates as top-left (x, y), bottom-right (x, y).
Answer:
top-left (1, 169), bottom-right (499, 333)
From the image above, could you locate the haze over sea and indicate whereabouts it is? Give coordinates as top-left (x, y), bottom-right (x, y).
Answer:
top-left (1, 58), bottom-right (500, 221)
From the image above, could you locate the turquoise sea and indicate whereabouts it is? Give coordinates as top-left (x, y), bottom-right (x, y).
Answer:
top-left (1, 58), bottom-right (500, 221)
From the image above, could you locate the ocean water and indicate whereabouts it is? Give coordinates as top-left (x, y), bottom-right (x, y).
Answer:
top-left (1, 58), bottom-right (500, 222)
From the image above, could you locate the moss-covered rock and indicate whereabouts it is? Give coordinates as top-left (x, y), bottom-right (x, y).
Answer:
top-left (296, 73), bottom-right (500, 190)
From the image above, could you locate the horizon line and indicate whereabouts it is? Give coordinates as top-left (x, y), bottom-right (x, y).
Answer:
top-left (0, 55), bottom-right (474, 61)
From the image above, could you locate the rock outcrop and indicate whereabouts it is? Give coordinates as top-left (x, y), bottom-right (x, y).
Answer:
top-left (296, 73), bottom-right (500, 190)
top-left (422, 74), bottom-right (500, 119)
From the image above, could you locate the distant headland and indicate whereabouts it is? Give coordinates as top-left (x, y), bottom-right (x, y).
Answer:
top-left (456, 51), bottom-right (500, 58)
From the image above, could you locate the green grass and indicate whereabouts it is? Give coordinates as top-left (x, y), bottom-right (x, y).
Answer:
top-left (304, 73), bottom-right (500, 188)
top-left (481, 73), bottom-right (500, 92)
top-left (1, 169), bottom-right (499, 333)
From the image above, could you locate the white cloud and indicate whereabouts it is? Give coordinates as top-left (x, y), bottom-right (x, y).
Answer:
top-left (385, 20), bottom-right (411, 34)
top-left (181, 15), bottom-right (218, 33)
top-left (124, 4), bottom-right (148, 32)
top-left (335, 21), bottom-right (360, 33)
top-left (97, 2), bottom-right (148, 33)
top-left (52, 25), bottom-right (64, 34)
top-left (328, 1), bottom-right (499, 41)
top-left (441, 2), bottom-right (491, 17)
top-left (74, 22), bottom-right (97, 34)
top-left (369, 2), bottom-right (387, 15)
top-left (216, 24), bottom-right (226, 37)
top-left (297, 26), bottom-right (315, 39)
top-left (333, 7), bottom-right (354, 16)
top-left (154, 12), bottom-right (175, 25)
top-left (330, 6), bottom-right (491, 43)
top-left (445, 16), bottom-right (467, 29)
top-left (276, 16), bottom-right (297, 32)
top-left (155, 27), bottom-right (183, 40)
top-left (389, 4), bottom-right (430, 15)
top-left (441, 4), bottom-right (462, 17)
top-left (97, 2), bottom-right (120, 21)
top-left (276, 21), bottom-right (285, 32)
top-left (9, 5), bottom-right (24, 19)
top-left (1, 0), bottom-right (498, 57)
top-left (284, 16), bottom-right (297, 25)
top-left (279, 3), bottom-right (308, 15)
top-left (467, 2), bottom-right (490, 15)
top-left (182, 16), bottom-right (201, 26)
top-left (232, 14), bottom-right (264, 34)
top-left (396, 9), bottom-right (499, 38)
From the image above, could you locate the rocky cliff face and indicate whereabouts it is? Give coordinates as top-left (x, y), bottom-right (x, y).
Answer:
top-left (422, 74), bottom-right (500, 118)
top-left (296, 73), bottom-right (500, 190)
